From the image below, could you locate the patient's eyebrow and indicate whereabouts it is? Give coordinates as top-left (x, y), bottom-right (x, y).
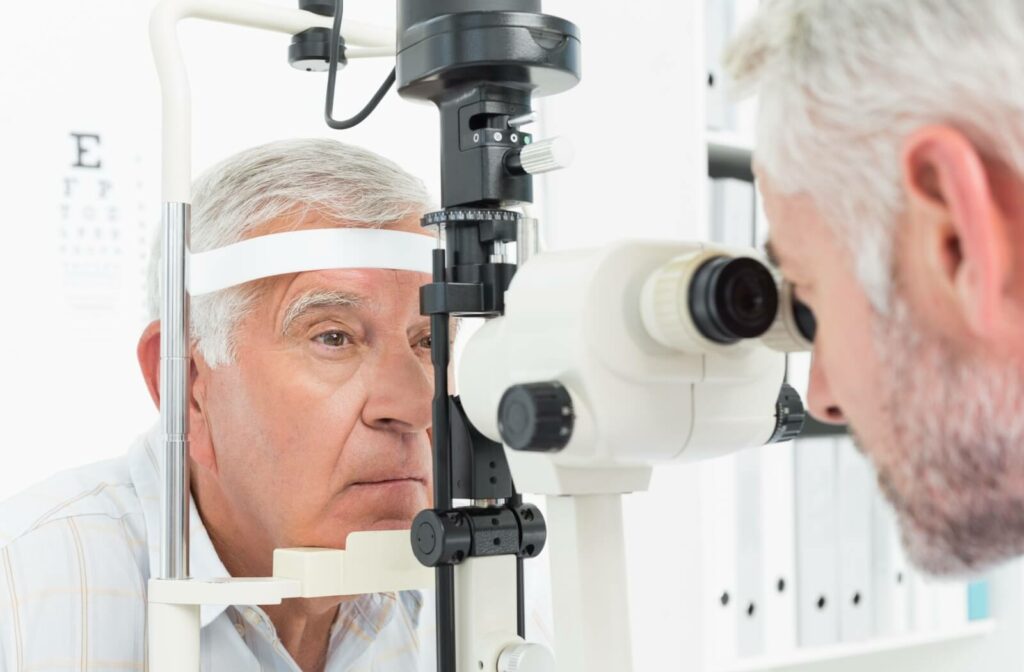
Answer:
top-left (281, 289), bottom-right (365, 334)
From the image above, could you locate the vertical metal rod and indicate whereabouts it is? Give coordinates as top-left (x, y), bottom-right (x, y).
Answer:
top-left (510, 492), bottom-right (527, 639)
top-left (160, 202), bottom-right (191, 580)
top-left (508, 210), bottom-right (534, 641)
top-left (429, 246), bottom-right (456, 671)
top-left (516, 215), bottom-right (540, 266)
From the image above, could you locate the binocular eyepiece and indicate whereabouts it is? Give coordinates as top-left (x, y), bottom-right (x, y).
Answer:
top-left (642, 250), bottom-right (815, 354)
top-left (689, 256), bottom-right (778, 344)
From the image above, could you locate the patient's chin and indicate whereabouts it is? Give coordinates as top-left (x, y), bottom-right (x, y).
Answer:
top-left (306, 513), bottom-right (419, 550)
top-left (364, 518), bottom-right (414, 531)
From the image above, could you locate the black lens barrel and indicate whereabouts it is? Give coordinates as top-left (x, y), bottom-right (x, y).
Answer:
top-left (689, 256), bottom-right (779, 345)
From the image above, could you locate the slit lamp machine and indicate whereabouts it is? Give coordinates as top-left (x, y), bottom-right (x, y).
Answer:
top-left (146, 1), bottom-right (814, 670)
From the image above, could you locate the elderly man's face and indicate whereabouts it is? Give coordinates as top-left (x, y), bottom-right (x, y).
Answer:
top-left (191, 214), bottom-right (435, 552)
top-left (757, 135), bottom-right (1024, 574)
top-left (758, 178), bottom-right (884, 429)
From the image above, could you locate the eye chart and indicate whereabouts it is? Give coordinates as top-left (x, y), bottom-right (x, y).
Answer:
top-left (59, 132), bottom-right (153, 326)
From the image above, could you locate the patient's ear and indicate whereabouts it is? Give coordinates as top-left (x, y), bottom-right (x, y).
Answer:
top-left (137, 321), bottom-right (161, 407)
top-left (136, 320), bottom-right (218, 474)
top-left (188, 350), bottom-right (218, 475)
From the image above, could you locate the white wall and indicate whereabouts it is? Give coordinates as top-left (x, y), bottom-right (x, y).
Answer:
top-left (538, 0), bottom-right (708, 249)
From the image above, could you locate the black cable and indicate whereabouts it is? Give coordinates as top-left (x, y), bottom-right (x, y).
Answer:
top-left (324, 0), bottom-right (396, 130)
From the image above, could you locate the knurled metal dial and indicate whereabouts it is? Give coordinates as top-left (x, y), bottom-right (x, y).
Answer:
top-left (422, 208), bottom-right (523, 227)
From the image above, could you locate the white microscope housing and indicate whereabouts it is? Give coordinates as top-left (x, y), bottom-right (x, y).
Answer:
top-left (458, 240), bottom-right (803, 497)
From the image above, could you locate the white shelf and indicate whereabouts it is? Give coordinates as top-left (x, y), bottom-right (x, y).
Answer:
top-left (720, 621), bottom-right (996, 672)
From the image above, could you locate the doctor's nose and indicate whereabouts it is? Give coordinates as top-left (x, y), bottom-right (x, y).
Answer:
top-left (806, 351), bottom-right (846, 425)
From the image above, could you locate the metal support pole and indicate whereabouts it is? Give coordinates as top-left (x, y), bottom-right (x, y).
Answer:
top-left (429, 247), bottom-right (457, 670)
top-left (160, 202), bottom-right (191, 580)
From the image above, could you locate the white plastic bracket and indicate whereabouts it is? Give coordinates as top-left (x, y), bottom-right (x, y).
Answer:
top-left (147, 531), bottom-right (432, 672)
top-left (273, 530), bottom-right (435, 597)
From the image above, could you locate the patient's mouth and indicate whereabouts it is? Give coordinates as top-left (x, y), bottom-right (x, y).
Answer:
top-left (349, 477), bottom-right (425, 490)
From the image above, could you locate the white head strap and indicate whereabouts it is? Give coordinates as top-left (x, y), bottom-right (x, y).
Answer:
top-left (188, 228), bottom-right (437, 296)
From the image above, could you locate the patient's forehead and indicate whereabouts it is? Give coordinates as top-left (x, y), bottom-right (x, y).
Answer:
top-left (273, 272), bottom-right (432, 345)
top-left (242, 210), bottom-right (434, 322)
top-left (279, 268), bottom-right (429, 313)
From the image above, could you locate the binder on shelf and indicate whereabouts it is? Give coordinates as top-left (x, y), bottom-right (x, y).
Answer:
top-left (705, 0), bottom-right (759, 139)
top-left (795, 437), bottom-right (841, 647)
top-left (710, 178), bottom-right (756, 247)
top-left (872, 494), bottom-right (911, 636)
top-left (705, 0), bottom-right (735, 132)
top-left (909, 572), bottom-right (968, 632)
top-left (759, 440), bottom-right (798, 655)
top-left (909, 568), bottom-right (938, 634)
top-left (933, 579), bottom-right (969, 632)
top-left (701, 454), bottom-right (740, 666)
top-left (736, 448), bottom-right (766, 657)
top-left (836, 439), bottom-right (874, 642)
top-left (967, 580), bottom-right (991, 621)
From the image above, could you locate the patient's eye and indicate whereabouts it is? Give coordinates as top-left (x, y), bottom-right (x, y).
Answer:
top-left (314, 330), bottom-right (352, 348)
top-left (417, 335), bottom-right (432, 350)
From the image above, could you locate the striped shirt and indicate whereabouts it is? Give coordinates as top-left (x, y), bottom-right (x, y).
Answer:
top-left (0, 425), bottom-right (427, 671)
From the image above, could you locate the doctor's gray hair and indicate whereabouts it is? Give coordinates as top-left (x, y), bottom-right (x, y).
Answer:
top-left (724, 0), bottom-right (1024, 311)
top-left (146, 138), bottom-right (431, 367)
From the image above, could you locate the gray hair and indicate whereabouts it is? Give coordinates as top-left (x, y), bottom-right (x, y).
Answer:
top-left (724, 0), bottom-right (1024, 311)
top-left (147, 138), bottom-right (432, 366)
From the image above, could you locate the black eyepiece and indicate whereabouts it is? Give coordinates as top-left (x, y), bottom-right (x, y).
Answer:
top-left (689, 256), bottom-right (779, 344)
top-left (793, 296), bottom-right (816, 343)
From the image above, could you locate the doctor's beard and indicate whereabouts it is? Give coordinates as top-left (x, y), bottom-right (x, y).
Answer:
top-left (870, 292), bottom-right (1024, 576)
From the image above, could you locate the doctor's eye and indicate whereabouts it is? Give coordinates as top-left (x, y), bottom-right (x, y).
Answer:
top-left (314, 330), bottom-right (353, 348)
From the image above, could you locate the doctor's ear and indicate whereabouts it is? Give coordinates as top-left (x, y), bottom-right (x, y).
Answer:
top-left (901, 124), bottom-right (1011, 337)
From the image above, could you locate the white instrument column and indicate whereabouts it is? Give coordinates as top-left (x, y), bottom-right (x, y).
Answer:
top-left (546, 494), bottom-right (634, 672)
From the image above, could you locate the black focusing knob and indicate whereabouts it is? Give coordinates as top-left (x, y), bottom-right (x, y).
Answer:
top-left (513, 503), bottom-right (547, 559)
top-left (498, 382), bottom-right (574, 452)
top-left (769, 382), bottom-right (806, 444)
top-left (411, 509), bottom-right (472, 567)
